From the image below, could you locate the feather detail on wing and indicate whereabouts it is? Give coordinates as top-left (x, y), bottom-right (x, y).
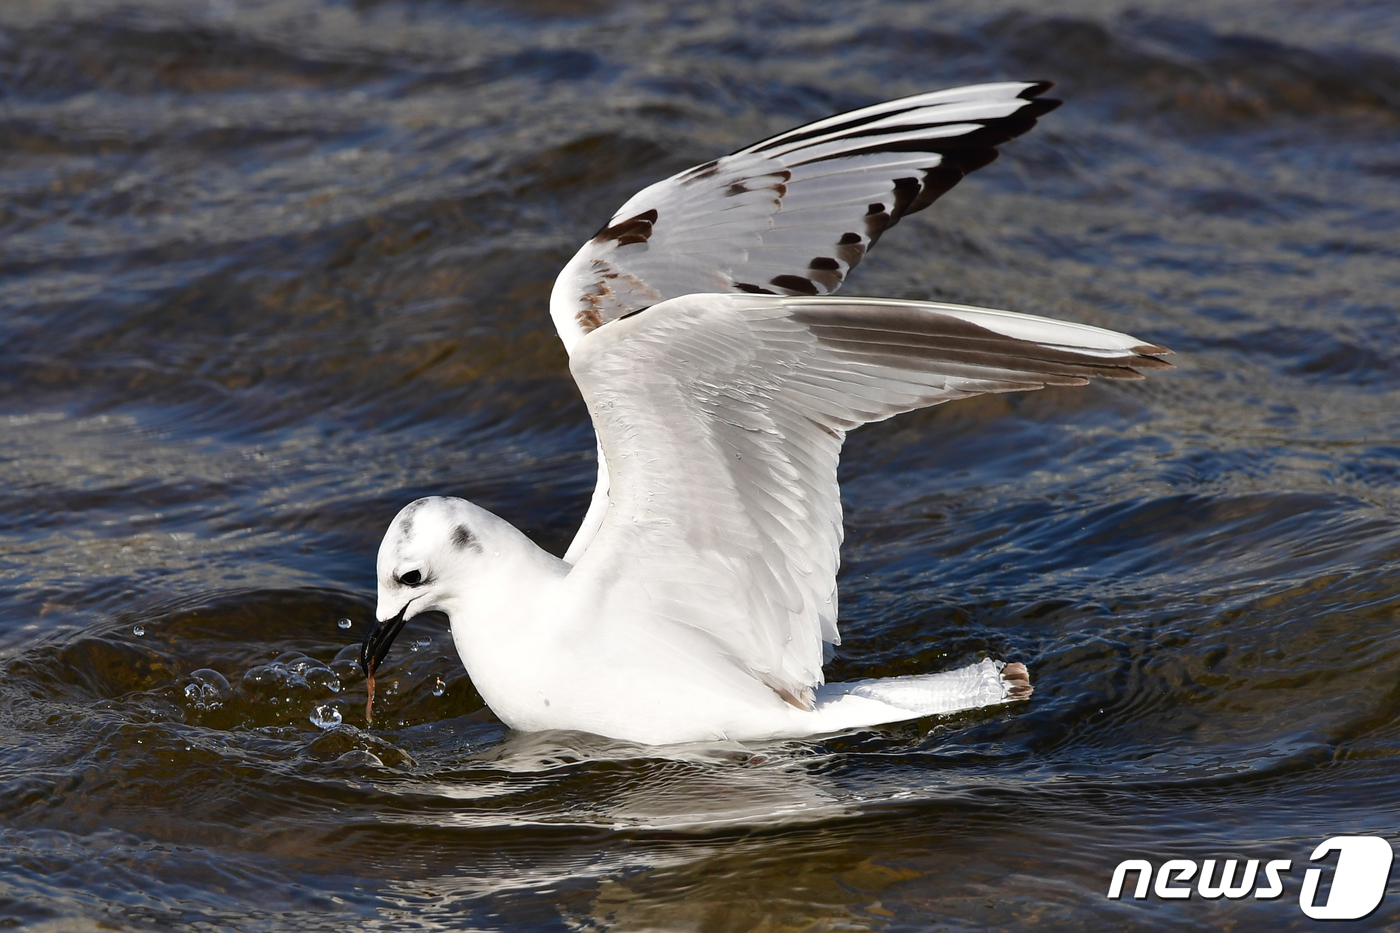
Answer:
top-left (549, 82), bottom-right (1059, 353)
top-left (568, 294), bottom-right (1171, 708)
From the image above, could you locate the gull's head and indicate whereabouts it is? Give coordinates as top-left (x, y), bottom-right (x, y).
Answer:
top-left (359, 496), bottom-right (492, 679)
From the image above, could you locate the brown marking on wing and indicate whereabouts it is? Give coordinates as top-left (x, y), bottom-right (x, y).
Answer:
top-left (728, 170), bottom-right (791, 201)
top-left (772, 681), bottom-right (816, 711)
top-left (593, 208), bottom-right (659, 246)
top-left (807, 256), bottom-right (843, 291)
top-left (678, 159), bottom-right (720, 183)
top-left (576, 261), bottom-right (610, 332)
top-left (864, 203), bottom-right (891, 244)
top-left (576, 259), bottom-right (666, 334)
top-left (836, 231), bottom-right (866, 267)
top-left (889, 176), bottom-right (920, 223)
top-left (770, 274), bottom-right (819, 296)
top-left (1002, 662), bottom-right (1033, 700)
top-left (770, 169), bottom-right (791, 198)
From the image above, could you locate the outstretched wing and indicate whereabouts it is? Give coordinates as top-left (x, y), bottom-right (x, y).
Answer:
top-left (549, 82), bottom-right (1059, 353)
top-left (568, 294), bottom-right (1170, 708)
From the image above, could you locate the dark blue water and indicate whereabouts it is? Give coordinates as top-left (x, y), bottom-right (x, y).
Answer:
top-left (3, 1), bottom-right (1400, 929)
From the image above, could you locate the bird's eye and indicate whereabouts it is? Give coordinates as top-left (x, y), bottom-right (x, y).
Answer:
top-left (398, 569), bottom-right (423, 586)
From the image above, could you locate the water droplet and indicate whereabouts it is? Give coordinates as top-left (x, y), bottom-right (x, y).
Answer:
top-left (337, 618), bottom-right (352, 630)
top-left (184, 684), bottom-right (199, 700)
top-left (191, 669), bottom-right (230, 694)
top-left (310, 705), bottom-right (342, 729)
top-left (303, 664), bottom-right (336, 692)
top-left (415, 637), bottom-right (430, 648)
top-left (432, 677), bottom-right (445, 697)
top-left (330, 659), bottom-right (358, 681)
top-left (132, 624), bottom-right (145, 636)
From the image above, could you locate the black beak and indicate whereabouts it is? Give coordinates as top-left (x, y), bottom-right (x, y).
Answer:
top-left (360, 605), bottom-right (410, 678)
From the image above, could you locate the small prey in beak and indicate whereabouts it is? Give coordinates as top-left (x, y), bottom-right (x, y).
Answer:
top-left (359, 604), bottom-right (409, 725)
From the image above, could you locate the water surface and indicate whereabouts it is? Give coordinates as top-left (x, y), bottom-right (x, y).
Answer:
top-left (3, 0), bottom-right (1400, 929)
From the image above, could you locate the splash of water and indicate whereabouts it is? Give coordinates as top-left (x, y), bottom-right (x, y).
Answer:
top-left (310, 704), bottom-right (343, 729)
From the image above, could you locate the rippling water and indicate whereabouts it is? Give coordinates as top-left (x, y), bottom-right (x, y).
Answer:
top-left (3, 1), bottom-right (1400, 929)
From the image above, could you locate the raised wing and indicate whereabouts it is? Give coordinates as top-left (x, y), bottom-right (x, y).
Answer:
top-left (548, 81), bottom-right (1060, 353)
top-left (568, 294), bottom-right (1170, 708)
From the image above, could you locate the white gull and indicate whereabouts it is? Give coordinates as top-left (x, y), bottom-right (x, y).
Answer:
top-left (359, 81), bottom-right (1170, 745)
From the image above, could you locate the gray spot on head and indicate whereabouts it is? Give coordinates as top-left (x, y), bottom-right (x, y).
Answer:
top-left (452, 524), bottom-right (483, 554)
top-left (396, 498), bottom-right (430, 541)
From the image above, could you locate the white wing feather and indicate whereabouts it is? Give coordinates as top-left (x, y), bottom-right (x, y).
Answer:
top-left (553, 81), bottom-right (1062, 563)
top-left (568, 294), bottom-right (1170, 707)
top-left (548, 81), bottom-right (1060, 352)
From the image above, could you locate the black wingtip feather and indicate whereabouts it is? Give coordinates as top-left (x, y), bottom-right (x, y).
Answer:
top-left (1020, 97), bottom-right (1063, 118)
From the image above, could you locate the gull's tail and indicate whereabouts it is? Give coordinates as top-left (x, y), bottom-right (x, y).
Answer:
top-left (808, 658), bottom-right (1031, 733)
